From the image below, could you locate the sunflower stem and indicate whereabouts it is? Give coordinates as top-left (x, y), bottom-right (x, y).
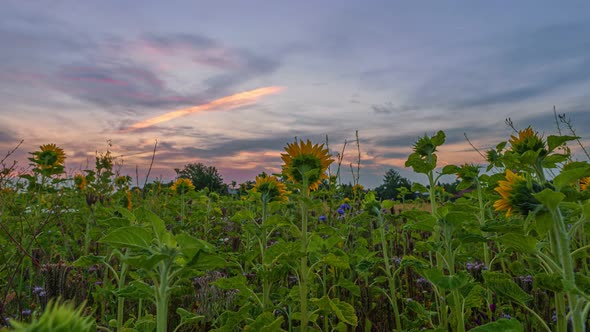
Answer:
top-left (299, 177), bottom-right (309, 332)
top-left (550, 206), bottom-right (584, 332)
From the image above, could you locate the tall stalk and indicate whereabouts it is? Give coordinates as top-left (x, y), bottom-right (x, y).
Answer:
top-left (375, 209), bottom-right (402, 331)
top-left (299, 177), bottom-right (310, 331)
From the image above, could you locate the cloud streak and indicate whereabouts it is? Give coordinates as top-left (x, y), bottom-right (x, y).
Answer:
top-left (123, 86), bottom-right (285, 131)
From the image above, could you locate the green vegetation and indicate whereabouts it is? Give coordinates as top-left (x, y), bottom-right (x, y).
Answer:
top-left (1, 116), bottom-right (590, 331)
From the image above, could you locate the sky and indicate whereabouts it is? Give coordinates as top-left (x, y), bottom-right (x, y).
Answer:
top-left (2, 1), bottom-right (590, 188)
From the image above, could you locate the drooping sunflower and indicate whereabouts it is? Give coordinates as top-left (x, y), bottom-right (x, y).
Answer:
top-left (456, 163), bottom-right (480, 182)
top-left (36, 144), bottom-right (66, 170)
top-left (170, 178), bottom-right (195, 194)
top-left (73, 174), bottom-right (86, 190)
top-left (281, 140), bottom-right (333, 191)
top-left (494, 170), bottom-right (542, 217)
top-left (581, 177), bottom-right (590, 191)
top-left (252, 174), bottom-right (288, 202)
top-left (413, 135), bottom-right (437, 157)
top-left (509, 127), bottom-right (547, 156)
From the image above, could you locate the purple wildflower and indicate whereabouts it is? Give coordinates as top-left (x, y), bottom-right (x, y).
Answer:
top-left (319, 215), bottom-right (327, 222)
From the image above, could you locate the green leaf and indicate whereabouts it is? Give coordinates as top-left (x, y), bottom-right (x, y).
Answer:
top-left (442, 165), bottom-right (460, 175)
top-left (125, 253), bottom-right (168, 270)
top-left (534, 273), bottom-right (563, 292)
top-left (483, 272), bottom-right (532, 305)
top-left (553, 166), bottom-right (590, 190)
top-left (100, 226), bottom-right (152, 250)
top-left (311, 296), bottom-right (358, 327)
top-left (176, 233), bottom-right (214, 259)
top-left (114, 206), bottom-right (136, 223)
top-left (244, 312), bottom-right (285, 332)
top-left (212, 275), bottom-right (255, 298)
top-left (381, 200), bottom-right (395, 209)
top-left (115, 281), bottom-right (154, 301)
top-left (541, 153), bottom-right (569, 167)
top-left (73, 255), bottom-right (106, 267)
top-left (547, 135), bottom-right (579, 152)
top-left (496, 141), bottom-right (507, 151)
top-left (463, 284), bottom-right (486, 309)
top-left (422, 269), bottom-right (470, 290)
top-left (401, 210), bottom-right (437, 232)
top-left (496, 234), bottom-right (538, 253)
top-left (406, 153), bottom-right (434, 174)
top-left (469, 318), bottom-right (523, 332)
top-left (410, 182), bottom-right (428, 193)
top-left (337, 278), bottom-right (360, 297)
top-left (189, 251), bottom-right (227, 270)
top-left (322, 253), bottom-right (350, 270)
top-left (443, 211), bottom-right (471, 228)
top-left (431, 130), bottom-right (446, 146)
top-left (176, 308), bottom-right (204, 326)
top-left (534, 188), bottom-right (565, 210)
top-left (138, 208), bottom-right (168, 244)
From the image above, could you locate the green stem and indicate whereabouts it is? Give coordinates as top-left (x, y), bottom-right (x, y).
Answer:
top-left (116, 251), bottom-right (128, 332)
top-left (476, 180), bottom-right (490, 267)
top-left (376, 210), bottom-right (402, 331)
top-left (156, 261), bottom-right (170, 332)
top-left (299, 178), bottom-right (309, 331)
top-left (261, 196), bottom-right (271, 310)
top-left (551, 207), bottom-right (584, 332)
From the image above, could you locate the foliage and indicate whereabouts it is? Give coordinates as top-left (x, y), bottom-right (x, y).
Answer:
top-left (175, 162), bottom-right (227, 194)
top-left (1, 114), bottom-right (590, 332)
top-left (374, 168), bottom-right (414, 200)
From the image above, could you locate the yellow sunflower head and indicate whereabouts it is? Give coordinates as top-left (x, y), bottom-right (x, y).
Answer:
top-left (580, 177), bottom-right (590, 191)
top-left (114, 175), bottom-right (131, 189)
top-left (281, 139), bottom-right (333, 191)
top-left (352, 184), bottom-right (365, 195)
top-left (493, 170), bottom-right (542, 217)
top-left (73, 174), bottom-right (86, 190)
top-left (509, 127), bottom-right (547, 156)
top-left (170, 178), bottom-right (195, 194)
top-left (35, 144), bottom-right (66, 170)
top-left (252, 174), bottom-right (288, 202)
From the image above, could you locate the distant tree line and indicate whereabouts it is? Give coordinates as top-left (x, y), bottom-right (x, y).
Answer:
top-left (170, 162), bottom-right (461, 199)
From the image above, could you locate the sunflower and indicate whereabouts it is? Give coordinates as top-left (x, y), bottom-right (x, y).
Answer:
top-left (352, 183), bottom-right (365, 195)
top-left (36, 144), bottom-right (66, 170)
top-left (581, 177), bottom-right (590, 191)
top-left (281, 140), bottom-right (333, 191)
top-left (494, 170), bottom-right (542, 217)
top-left (493, 170), bottom-right (523, 217)
top-left (170, 178), bottom-right (195, 194)
top-left (456, 163), bottom-right (480, 182)
top-left (509, 127), bottom-right (547, 156)
top-left (413, 135), bottom-right (437, 157)
top-left (252, 174), bottom-right (288, 202)
top-left (114, 175), bottom-right (131, 189)
top-left (73, 174), bottom-right (86, 190)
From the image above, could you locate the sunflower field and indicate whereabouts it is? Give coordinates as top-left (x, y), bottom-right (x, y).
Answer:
top-left (1, 125), bottom-right (590, 332)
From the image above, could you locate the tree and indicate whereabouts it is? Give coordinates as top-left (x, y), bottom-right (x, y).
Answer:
top-left (375, 169), bottom-right (414, 200)
top-left (174, 162), bottom-right (227, 194)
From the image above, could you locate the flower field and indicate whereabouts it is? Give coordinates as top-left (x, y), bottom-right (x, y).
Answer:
top-left (1, 126), bottom-right (590, 332)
